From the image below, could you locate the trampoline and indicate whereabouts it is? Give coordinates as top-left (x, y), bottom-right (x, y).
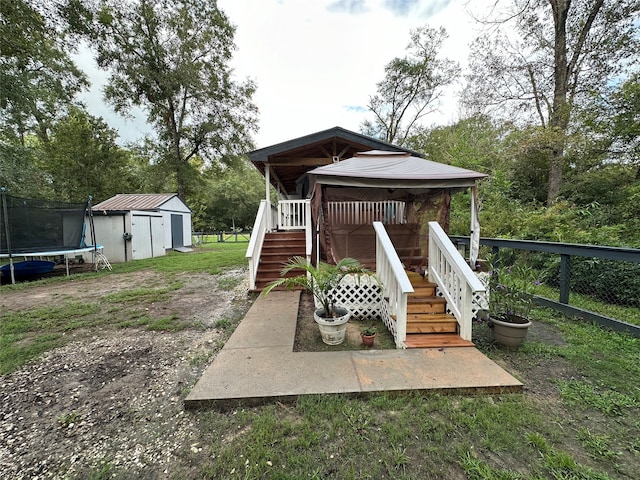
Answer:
top-left (0, 188), bottom-right (107, 284)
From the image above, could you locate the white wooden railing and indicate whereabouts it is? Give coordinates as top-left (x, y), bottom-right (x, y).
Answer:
top-left (246, 200), bottom-right (270, 290)
top-left (328, 201), bottom-right (406, 224)
top-left (278, 199), bottom-right (308, 230)
top-left (373, 221), bottom-right (414, 348)
top-left (278, 199), bottom-right (312, 257)
top-left (428, 221), bottom-right (486, 341)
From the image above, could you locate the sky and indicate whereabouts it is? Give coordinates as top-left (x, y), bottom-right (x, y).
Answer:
top-left (77, 0), bottom-right (488, 149)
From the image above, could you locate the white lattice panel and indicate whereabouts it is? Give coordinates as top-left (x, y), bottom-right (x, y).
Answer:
top-left (378, 299), bottom-right (401, 347)
top-left (314, 275), bottom-right (382, 320)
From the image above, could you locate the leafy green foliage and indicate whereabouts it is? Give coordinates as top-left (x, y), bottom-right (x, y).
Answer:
top-left (0, 0), bottom-right (88, 143)
top-left (463, 0), bottom-right (640, 204)
top-left (361, 26), bottom-right (460, 145)
top-left (93, 0), bottom-right (258, 199)
top-left (262, 256), bottom-right (375, 318)
top-left (40, 107), bottom-right (136, 202)
top-left (189, 161), bottom-right (264, 231)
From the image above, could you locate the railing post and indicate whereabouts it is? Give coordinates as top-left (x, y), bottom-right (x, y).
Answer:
top-left (559, 254), bottom-right (571, 305)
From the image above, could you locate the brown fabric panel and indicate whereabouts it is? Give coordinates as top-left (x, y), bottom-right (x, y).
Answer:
top-left (327, 223), bottom-right (425, 270)
top-left (312, 184), bottom-right (453, 266)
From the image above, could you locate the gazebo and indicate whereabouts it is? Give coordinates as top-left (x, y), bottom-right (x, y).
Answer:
top-left (246, 127), bottom-right (487, 348)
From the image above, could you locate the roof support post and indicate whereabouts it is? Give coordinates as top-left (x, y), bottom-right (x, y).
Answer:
top-left (469, 185), bottom-right (480, 268)
top-left (265, 164), bottom-right (272, 231)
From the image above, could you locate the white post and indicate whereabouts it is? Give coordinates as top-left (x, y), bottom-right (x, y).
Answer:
top-left (469, 185), bottom-right (480, 268)
top-left (265, 164), bottom-right (271, 231)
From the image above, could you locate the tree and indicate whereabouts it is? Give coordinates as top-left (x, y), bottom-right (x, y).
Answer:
top-left (361, 26), bottom-right (460, 146)
top-left (0, 141), bottom-right (53, 198)
top-left (93, 0), bottom-right (258, 200)
top-left (0, 0), bottom-right (88, 144)
top-left (578, 73), bottom-right (640, 170)
top-left (463, 0), bottom-right (640, 205)
top-left (41, 108), bottom-right (135, 202)
top-left (190, 161), bottom-right (264, 231)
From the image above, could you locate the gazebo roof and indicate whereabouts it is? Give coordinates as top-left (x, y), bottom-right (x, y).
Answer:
top-left (248, 127), bottom-right (420, 194)
top-left (308, 150), bottom-right (488, 190)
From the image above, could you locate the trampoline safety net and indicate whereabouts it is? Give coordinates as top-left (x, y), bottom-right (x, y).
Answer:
top-left (0, 193), bottom-right (89, 255)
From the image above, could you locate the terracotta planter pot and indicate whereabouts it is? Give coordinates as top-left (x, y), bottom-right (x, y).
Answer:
top-left (361, 333), bottom-right (376, 347)
top-left (490, 316), bottom-right (532, 348)
top-left (314, 307), bottom-right (350, 345)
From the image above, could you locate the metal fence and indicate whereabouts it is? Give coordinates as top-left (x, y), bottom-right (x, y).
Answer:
top-left (451, 236), bottom-right (640, 337)
top-left (192, 231), bottom-right (251, 245)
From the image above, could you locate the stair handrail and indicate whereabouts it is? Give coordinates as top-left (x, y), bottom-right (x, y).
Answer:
top-left (428, 221), bottom-right (486, 340)
top-left (373, 221), bottom-right (414, 348)
top-left (246, 199), bottom-right (269, 290)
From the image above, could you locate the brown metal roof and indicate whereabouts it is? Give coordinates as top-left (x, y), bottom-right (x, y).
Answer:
top-left (92, 193), bottom-right (178, 211)
top-left (248, 127), bottom-right (420, 194)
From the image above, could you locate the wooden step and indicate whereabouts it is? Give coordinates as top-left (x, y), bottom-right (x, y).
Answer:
top-left (264, 232), bottom-right (306, 241)
top-left (263, 240), bottom-right (306, 249)
top-left (252, 231), bottom-right (307, 292)
top-left (406, 297), bottom-right (446, 314)
top-left (406, 313), bottom-right (458, 333)
top-left (404, 333), bottom-right (474, 348)
top-left (410, 285), bottom-right (436, 297)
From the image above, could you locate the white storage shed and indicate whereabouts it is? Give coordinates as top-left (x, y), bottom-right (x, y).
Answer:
top-left (88, 193), bottom-right (192, 263)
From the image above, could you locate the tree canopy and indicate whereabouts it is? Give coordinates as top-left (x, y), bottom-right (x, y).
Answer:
top-left (0, 0), bottom-right (88, 144)
top-left (361, 26), bottom-right (460, 146)
top-left (462, 0), bottom-right (640, 205)
top-left (93, 0), bottom-right (258, 200)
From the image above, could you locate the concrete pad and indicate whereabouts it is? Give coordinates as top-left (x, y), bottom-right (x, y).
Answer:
top-left (351, 348), bottom-right (522, 393)
top-left (185, 290), bottom-right (523, 409)
top-left (186, 348), bottom-right (362, 406)
top-left (224, 290), bottom-right (300, 350)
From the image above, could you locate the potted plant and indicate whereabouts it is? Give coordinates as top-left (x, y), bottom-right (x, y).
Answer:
top-left (486, 261), bottom-right (539, 348)
top-left (263, 256), bottom-right (374, 345)
top-left (360, 326), bottom-right (377, 347)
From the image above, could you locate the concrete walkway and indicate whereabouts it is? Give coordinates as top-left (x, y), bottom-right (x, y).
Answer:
top-left (185, 291), bottom-right (522, 408)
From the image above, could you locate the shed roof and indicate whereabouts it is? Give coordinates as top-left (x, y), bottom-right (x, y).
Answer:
top-left (93, 194), bottom-right (182, 212)
top-left (308, 151), bottom-right (488, 190)
top-left (248, 126), bottom-right (420, 194)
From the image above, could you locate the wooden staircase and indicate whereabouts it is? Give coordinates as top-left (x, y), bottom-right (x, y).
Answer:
top-left (254, 231), bottom-right (306, 291)
top-left (403, 271), bottom-right (474, 348)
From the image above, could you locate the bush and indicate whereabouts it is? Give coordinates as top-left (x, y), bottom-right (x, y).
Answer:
top-left (545, 257), bottom-right (640, 307)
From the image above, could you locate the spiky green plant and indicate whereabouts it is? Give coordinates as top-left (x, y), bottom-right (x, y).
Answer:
top-left (262, 256), bottom-right (374, 318)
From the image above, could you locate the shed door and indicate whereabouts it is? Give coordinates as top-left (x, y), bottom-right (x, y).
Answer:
top-left (171, 214), bottom-right (183, 248)
top-left (132, 215), bottom-right (165, 259)
top-left (131, 215), bottom-right (152, 260)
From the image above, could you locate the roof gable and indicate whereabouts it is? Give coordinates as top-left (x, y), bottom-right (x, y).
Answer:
top-left (248, 127), bottom-right (422, 194)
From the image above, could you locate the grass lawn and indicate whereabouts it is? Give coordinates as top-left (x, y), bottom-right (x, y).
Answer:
top-left (1, 243), bottom-right (638, 479)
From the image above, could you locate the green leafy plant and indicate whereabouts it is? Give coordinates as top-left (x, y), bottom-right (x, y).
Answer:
top-left (262, 256), bottom-right (374, 318)
top-left (361, 326), bottom-right (378, 336)
top-left (487, 260), bottom-right (540, 322)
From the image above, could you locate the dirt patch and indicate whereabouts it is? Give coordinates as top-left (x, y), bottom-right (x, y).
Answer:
top-left (0, 268), bottom-right (254, 479)
top-left (293, 291), bottom-right (396, 351)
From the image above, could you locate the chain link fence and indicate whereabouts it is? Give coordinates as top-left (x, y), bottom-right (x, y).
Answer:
top-left (453, 236), bottom-right (640, 333)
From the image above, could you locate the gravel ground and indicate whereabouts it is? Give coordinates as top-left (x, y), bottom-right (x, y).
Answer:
top-left (0, 268), bottom-right (253, 479)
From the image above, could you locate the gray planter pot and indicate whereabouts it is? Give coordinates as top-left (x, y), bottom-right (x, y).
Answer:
top-left (490, 316), bottom-right (532, 348)
top-left (314, 307), bottom-right (350, 345)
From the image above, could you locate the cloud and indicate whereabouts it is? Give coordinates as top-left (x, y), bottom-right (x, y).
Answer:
top-left (344, 105), bottom-right (368, 113)
top-left (327, 0), bottom-right (369, 14)
top-left (382, 0), bottom-right (419, 15)
top-left (419, 0), bottom-right (453, 18)
top-left (382, 0), bottom-right (452, 17)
